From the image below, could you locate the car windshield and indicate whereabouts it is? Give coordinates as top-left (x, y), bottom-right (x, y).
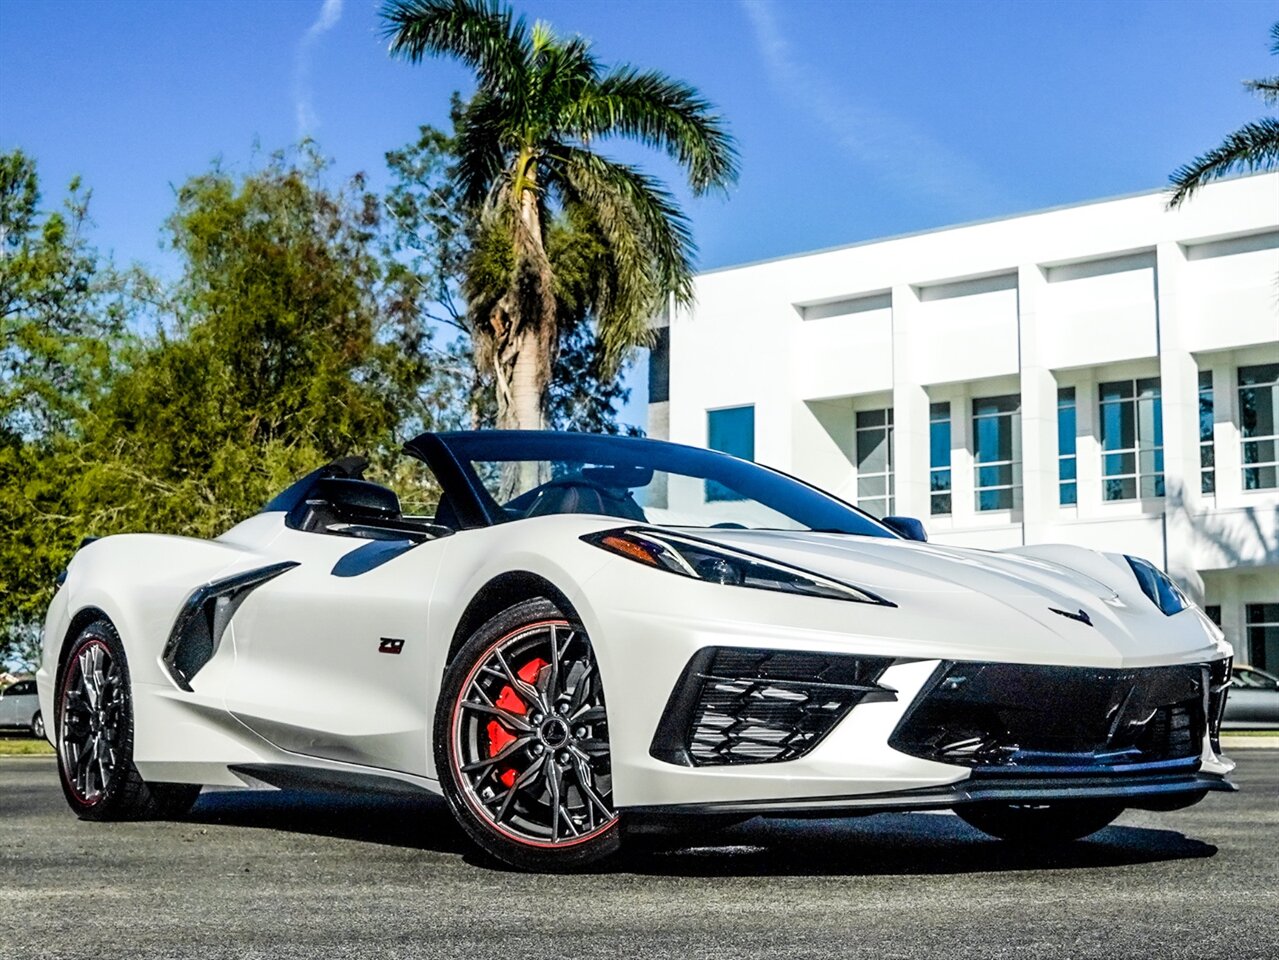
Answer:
top-left (435, 432), bottom-right (895, 537)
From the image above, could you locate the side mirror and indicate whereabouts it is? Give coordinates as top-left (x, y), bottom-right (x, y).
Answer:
top-left (882, 516), bottom-right (928, 542)
top-left (313, 477), bottom-right (401, 521)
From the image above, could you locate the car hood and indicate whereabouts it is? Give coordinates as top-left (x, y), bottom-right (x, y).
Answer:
top-left (659, 527), bottom-right (1223, 667)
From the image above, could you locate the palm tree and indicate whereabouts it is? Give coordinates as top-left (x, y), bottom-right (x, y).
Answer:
top-left (1168, 21), bottom-right (1279, 207)
top-left (381, 0), bottom-right (737, 431)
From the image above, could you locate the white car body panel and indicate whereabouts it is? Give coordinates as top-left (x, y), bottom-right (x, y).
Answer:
top-left (37, 433), bottom-right (1236, 819)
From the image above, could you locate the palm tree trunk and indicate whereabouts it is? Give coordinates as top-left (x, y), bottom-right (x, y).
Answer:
top-left (504, 326), bottom-right (548, 430)
top-left (493, 172), bottom-right (557, 432)
top-left (489, 167), bottom-right (558, 497)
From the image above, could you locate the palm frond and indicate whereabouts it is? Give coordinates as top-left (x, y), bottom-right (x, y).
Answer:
top-left (1270, 19), bottom-right (1279, 56)
top-left (1168, 117), bottom-right (1279, 207)
top-left (453, 92), bottom-right (513, 209)
top-left (532, 36), bottom-right (600, 125)
top-left (567, 67), bottom-right (739, 194)
top-left (550, 148), bottom-right (696, 370)
top-left (1244, 76), bottom-right (1279, 106)
top-left (380, 0), bottom-right (531, 91)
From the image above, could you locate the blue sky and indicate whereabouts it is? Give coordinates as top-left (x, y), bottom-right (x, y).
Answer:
top-left (1, 0), bottom-right (1275, 424)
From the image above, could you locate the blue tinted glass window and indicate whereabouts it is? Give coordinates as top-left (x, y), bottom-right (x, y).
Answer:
top-left (930, 402), bottom-right (951, 515)
top-left (1099, 378), bottom-right (1163, 501)
top-left (1058, 387), bottom-right (1077, 506)
top-left (707, 406), bottom-right (755, 501)
top-left (972, 395), bottom-right (1020, 511)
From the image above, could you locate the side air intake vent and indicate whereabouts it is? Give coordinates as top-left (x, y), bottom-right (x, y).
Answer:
top-left (162, 561), bottom-right (298, 690)
top-left (650, 647), bottom-right (896, 767)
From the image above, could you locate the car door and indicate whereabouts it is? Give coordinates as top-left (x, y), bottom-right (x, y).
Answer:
top-left (225, 525), bottom-right (450, 777)
top-left (0, 685), bottom-right (13, 726)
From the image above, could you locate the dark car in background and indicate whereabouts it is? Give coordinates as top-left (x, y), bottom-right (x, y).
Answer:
top-left (1223, 665), bottom-right (1279, 729)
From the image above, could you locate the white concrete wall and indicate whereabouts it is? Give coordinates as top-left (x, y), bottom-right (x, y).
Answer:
top-left (655, 173), bottom-right (1279, 657)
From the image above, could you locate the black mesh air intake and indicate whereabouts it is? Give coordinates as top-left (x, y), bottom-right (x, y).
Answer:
top-left (650, 647), bottom-right (896, 767)
top-left (889, 660), bottom-right (1211, 772)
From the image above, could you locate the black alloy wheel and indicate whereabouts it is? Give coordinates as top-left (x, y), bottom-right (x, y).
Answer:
top-left (56, 620), bottom-right (201, 821)
top-left (437, 598), bottom-right (620, 870)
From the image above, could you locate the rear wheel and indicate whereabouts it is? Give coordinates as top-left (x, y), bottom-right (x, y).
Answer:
top-left (435, 598), bottom-right (620, 871)
top-left (31, 710), bottom-right (44, 741)
top-left (957, 801), bottom-right (1123, 843)
top-left (56, 620), bottom-right (201, 821)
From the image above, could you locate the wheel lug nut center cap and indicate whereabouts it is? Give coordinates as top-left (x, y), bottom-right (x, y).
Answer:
top-left (538, 717), bottom-right (570, 748)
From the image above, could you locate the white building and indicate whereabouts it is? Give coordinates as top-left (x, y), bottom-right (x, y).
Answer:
top-left (648, 173), bottom-right (1279, 671)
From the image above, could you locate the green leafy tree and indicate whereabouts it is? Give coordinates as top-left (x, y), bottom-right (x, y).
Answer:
top-left (1, 148), bottom-right (453, 668)
top-left (1, 150), bottom-right (130, 669)
top-left (78, 147), bottom-right (446, 538)
top-left (1169, 21), bottom-right (1279, 206)
top-left (381, 0), bottom-right (737, 432)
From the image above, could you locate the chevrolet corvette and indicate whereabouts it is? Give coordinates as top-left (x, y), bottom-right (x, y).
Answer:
top-left (37, 430), bottom-right (1235, 869)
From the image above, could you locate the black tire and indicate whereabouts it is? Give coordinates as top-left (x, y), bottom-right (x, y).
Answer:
top-left (56, 619), bottom-right (202, 821)
top-left (956, 801), bottom-right (1123, 843)
top-left (31, 710), bottom-right (44, 741)
top-left (435, 598), bottom-right (621, 871)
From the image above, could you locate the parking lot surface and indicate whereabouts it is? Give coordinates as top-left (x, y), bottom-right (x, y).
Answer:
top-left (1, 750), bottom-right (1276, 959)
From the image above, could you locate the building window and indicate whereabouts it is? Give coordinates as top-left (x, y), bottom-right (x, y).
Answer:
top-left (1239, 362), bottom-right (1278, 490)
top-left (855, 408), bottom-right (894, 518)
top-left (1058, 387), bottom-right (1077, 505)
top-left (929, 402), bottom-right (951, 515)
top-left (1099, 377), bottom-right (1163, 501)
top-left (1204, 605), bottom-right (1222, 627)
top-left (706, 405), bottom-right (754, 501)
top-left (1199, 370), bottom-right (1215, 494)
top-left (1245, 603), bottom-right (1279, 672)
top-left (972, 395), bottom-right (1020, 511)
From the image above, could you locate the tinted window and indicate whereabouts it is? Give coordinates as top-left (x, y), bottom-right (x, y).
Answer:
top-left (438, 432), bottom-right (895, 538)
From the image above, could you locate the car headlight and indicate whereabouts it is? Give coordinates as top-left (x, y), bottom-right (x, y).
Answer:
top-left (582, 527), bottom-right (894, 606)
top-left (1124, 555), bottom-right (1190, 616)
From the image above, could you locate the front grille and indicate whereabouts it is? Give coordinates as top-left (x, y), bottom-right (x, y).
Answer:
top-left (889, 661), bottom-right (1212, 771)
top-left (650, 647), bottom-right (895, 767)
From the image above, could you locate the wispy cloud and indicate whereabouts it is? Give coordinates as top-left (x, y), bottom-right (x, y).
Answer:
top-left (294, 0), bottom-right (344, 139)
top-left (740, 0), bottom-right (1014, 216)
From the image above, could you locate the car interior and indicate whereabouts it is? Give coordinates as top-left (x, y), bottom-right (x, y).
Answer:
top-left (286, 475), bottom-right (453, 543)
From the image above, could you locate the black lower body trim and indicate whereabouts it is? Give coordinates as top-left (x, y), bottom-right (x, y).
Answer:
top-left (622, 769), bottom-right (1234, 818)
top-left (228, 763), bottom-right (435, 797)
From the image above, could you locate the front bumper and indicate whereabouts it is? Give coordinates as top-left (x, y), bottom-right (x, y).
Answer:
top-left (577, 573), bottom-right (1234, 811)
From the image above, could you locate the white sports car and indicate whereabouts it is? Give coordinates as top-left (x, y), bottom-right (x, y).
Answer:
top-left (37, 430), bottom-right (1235, 870)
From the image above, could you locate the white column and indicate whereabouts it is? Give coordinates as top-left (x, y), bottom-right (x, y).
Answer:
top-left (1212, 363), bottom-right (1243, 509)
top-left (951, 383), bottom-right (976, 527)
top-left (1156, 241), bottom-right (1204, 598)
top-left (1018, 264), bottom-right (1054, 546)
top-left (1076, 368), bottom-right (1103, 520)
top-left (891, 284), bottom-right (930, 519)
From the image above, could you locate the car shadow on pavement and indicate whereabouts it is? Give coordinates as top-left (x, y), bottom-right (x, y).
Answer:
top-left (185, 789), bottom-right (1217, 876)
top-left (187, 789), bottom-right (476, 858)
top-left (612, 813), bottom-right (1218, 877)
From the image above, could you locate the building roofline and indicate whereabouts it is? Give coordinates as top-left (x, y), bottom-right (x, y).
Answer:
top-left (694, 171), bottom-right (1276, 278)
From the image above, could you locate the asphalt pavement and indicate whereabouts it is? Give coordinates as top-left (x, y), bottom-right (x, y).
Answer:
top-left (2, 750), bottom-right (1276, 960)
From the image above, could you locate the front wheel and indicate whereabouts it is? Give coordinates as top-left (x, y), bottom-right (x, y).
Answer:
top-left (56, 619), bottom-right (202, 821)
top-left (957, 801), bottom-right (1123, 843)
top-left (435, 598), bottom-right (620, 871)
top-left (31, 710), bottom-right (44, 741)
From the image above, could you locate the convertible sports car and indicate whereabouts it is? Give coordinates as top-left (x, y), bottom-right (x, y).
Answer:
top-left (37, 430), bottom-right (1235, 870)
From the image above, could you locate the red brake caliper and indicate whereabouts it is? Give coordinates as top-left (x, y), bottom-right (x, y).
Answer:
top-left (487, 657), bottom-right (548, 789)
